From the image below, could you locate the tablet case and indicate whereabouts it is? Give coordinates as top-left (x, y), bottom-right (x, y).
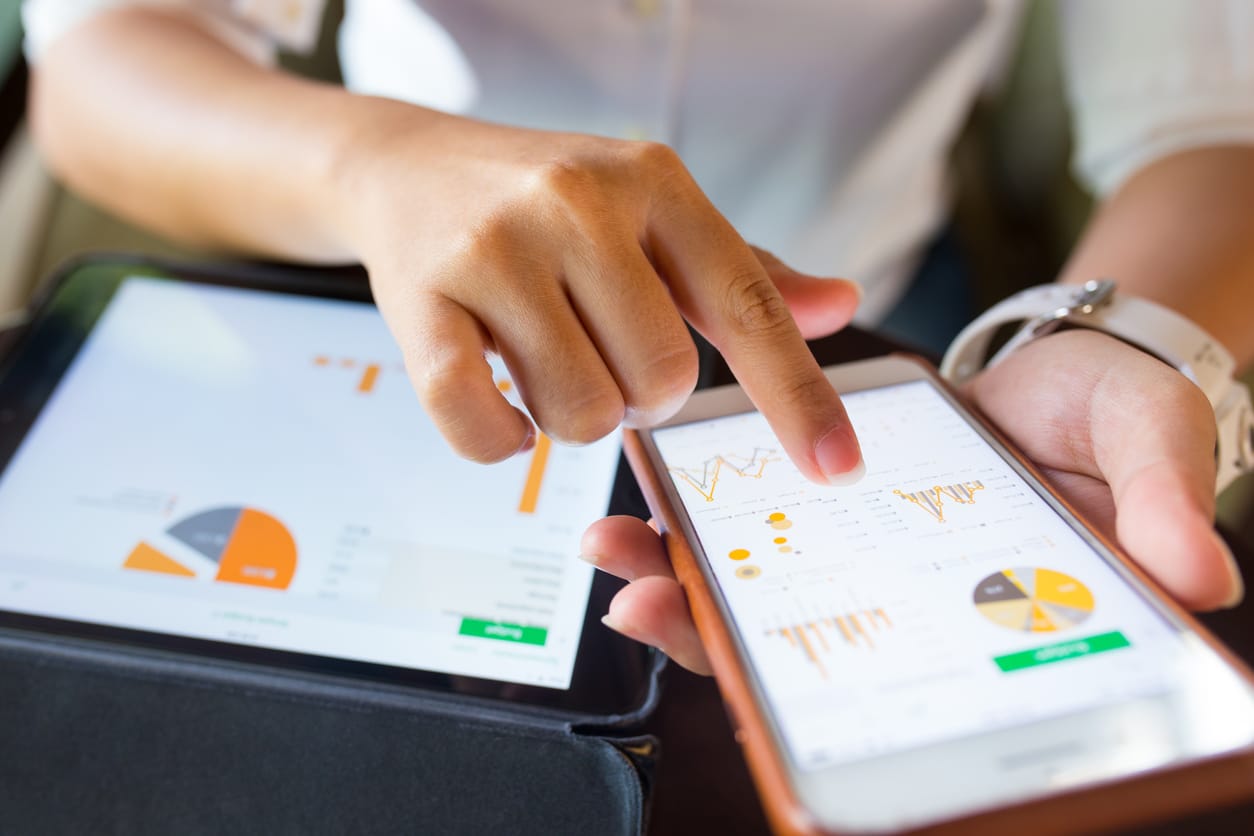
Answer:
top-left (0, 255), bottom-right (665, 836)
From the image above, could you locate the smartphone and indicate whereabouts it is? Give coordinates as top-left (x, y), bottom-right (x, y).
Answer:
top-left (624, 354), bottom-right (1254, 835)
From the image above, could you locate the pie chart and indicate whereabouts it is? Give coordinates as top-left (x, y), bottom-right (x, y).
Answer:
top-left (123, 506), bottom-right (297, 590)
top-left (973, 567), bottom-right (1093, 633)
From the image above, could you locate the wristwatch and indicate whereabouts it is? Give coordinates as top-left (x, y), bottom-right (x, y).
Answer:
top-left (940, 279), bottom-right (1254, 495)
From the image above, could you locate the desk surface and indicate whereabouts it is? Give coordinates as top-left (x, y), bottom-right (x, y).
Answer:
top-left (644, 326), bottom-right (1254, 836)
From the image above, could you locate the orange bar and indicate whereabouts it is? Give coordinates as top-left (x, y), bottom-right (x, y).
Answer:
top-left (849, 613), bottom-right (874, 649)
top-left (793, 626), bottom-right (826, 679)
top-left (809, 622), bottom-right (830, 651)
top-left (357, 363), bottom-right (381, 393)
top-left (874, 607), bottom-right (892, 628)
top-left (834, 616), bottom-right (855, 645)
top-left (517, 433), bottom-right (552, 514)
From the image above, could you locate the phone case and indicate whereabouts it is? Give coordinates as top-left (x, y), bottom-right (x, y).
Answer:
top-left (623, 356), bottom-right (1254, 836)
top-left (0, 253), bottom-right (665, 836)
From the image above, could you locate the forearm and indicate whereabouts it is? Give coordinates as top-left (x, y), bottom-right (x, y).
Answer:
top-left (29, 6), bottom-right (436, 262)
top-left (1057, 146), bottom-right (1254, 370)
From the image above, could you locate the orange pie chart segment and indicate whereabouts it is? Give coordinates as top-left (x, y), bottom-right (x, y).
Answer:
top-left (124, 541), bottom-right (196, 577)
top-left (123, 507), bottom-right (298, 590)
top-left (213, 509), bottom-right (297, 589)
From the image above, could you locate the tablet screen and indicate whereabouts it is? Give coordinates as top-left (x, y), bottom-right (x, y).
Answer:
top-left (0, 275), bottom-right (622, 692)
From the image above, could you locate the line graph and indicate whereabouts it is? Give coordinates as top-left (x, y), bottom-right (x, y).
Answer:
top-left (893, 481), bottom-right (985, 523)
top-left (668, 447), bottom-right (781, 502)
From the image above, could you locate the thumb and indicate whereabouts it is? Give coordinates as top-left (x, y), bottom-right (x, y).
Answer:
top-left (970, 331), bottom-right (1241, 611)
top-left (751, 246), bottom-right (861, 340)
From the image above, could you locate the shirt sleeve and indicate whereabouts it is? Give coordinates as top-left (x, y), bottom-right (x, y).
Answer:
top-left (21, 0), bottom-right (326, 66)
top-left (1059, 0), bottom-right (1254, 196)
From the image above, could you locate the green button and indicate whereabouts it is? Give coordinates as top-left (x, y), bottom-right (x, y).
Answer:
top-left (994, 630), bottom-right (1130, 673)
top-left (458, 617), bottom-right (548, 646)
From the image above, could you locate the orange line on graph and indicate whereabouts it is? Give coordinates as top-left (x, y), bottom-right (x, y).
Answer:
top-left (518, 433), bottom-right (552, 514)
top-left (669, 448), bottom-right (780, 502)
top-left (357, 363), bottom-right (381, 393)
top-left (893, 481), bottom-right (985, 523)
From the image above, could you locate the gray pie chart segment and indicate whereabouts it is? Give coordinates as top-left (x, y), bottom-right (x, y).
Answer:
top-left (167, 507), bottom-right (244, 563)
top-left (973, 572), bottom-right (1029, 605)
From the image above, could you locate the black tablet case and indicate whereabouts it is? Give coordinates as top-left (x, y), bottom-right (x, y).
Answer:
top-left (0, 256), bottom-right (665, 836)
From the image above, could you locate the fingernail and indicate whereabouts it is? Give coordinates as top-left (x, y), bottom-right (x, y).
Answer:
top-left (815, 425), bottom-right (864, 485)
top-left (515, 426), bottom-right (537, 455)
top-left (848, 280), bottom-right (865, 303)
top-left (824, 458), bottom-right (866, 487)
top-left (577, 552), bottom-right (601, 566)
top-left (601, 613), bottom-right (626, 632)
top-left (1217, 533), bottom-right (1245, 609)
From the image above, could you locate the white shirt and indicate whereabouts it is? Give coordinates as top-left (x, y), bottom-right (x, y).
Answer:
top-left (23, 0), bottom-right (1254, 323)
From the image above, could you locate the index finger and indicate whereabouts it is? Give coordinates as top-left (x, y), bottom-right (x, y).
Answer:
top-left (646, 192), bottom-right (863, 484)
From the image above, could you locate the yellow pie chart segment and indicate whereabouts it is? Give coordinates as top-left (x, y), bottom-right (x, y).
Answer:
top-left (974, 567), bottom-right (1094, 633)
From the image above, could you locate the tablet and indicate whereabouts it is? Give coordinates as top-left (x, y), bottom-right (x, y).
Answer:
top-left (0, 258), bottom-right (655, 716)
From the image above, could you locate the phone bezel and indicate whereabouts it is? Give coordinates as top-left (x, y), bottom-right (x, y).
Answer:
top-left (0, 257), bottom-right (656, 720)
top-left (628, 353), bottom-right (1254, 833)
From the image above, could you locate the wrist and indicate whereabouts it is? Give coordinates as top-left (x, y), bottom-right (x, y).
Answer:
top-left (942, 280), bottom-right (1254, 495)
top-left (315, 95), bottom-right (441, 263)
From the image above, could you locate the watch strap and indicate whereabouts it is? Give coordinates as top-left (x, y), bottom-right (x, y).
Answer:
top-left (940, 281), bottom-right (1253, 494)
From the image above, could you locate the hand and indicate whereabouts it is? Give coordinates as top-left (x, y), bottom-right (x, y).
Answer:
top-left (583, 329), bottom-right (1243, 675)
top-left (340, 119), bottom-right (862, 478)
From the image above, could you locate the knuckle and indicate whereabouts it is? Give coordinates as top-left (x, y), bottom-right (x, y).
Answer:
top-left (723, 270), bottom-right (795, 338)
top-left (413, 359), bottom-right (523, 462)
top-left (530, 158), bottom-right (600, 204)
top-left (543, 383), bottom-right (625, 445)
top-left (439, 216), bottom-right (523, 286)
top-left (523, 156), bottom-right (619, 239)
top-left (413, 355), bottom-right (481, 418)
top-left (462, 210), bottom-right (522, 267)
top-left (625, 343), bottom-right (700, 420)
top-left (775, 369), bottom-right (837, 412)
top-left (628, 140), bottom-right (682, 174)
top-left (625, 141), bottom-right (691, 201)
top-left (457, 432), bottom-right (524, 465)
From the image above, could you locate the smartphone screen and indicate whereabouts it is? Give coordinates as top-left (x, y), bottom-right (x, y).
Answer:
top-left (650, 377), bottom-right (1193, 771)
